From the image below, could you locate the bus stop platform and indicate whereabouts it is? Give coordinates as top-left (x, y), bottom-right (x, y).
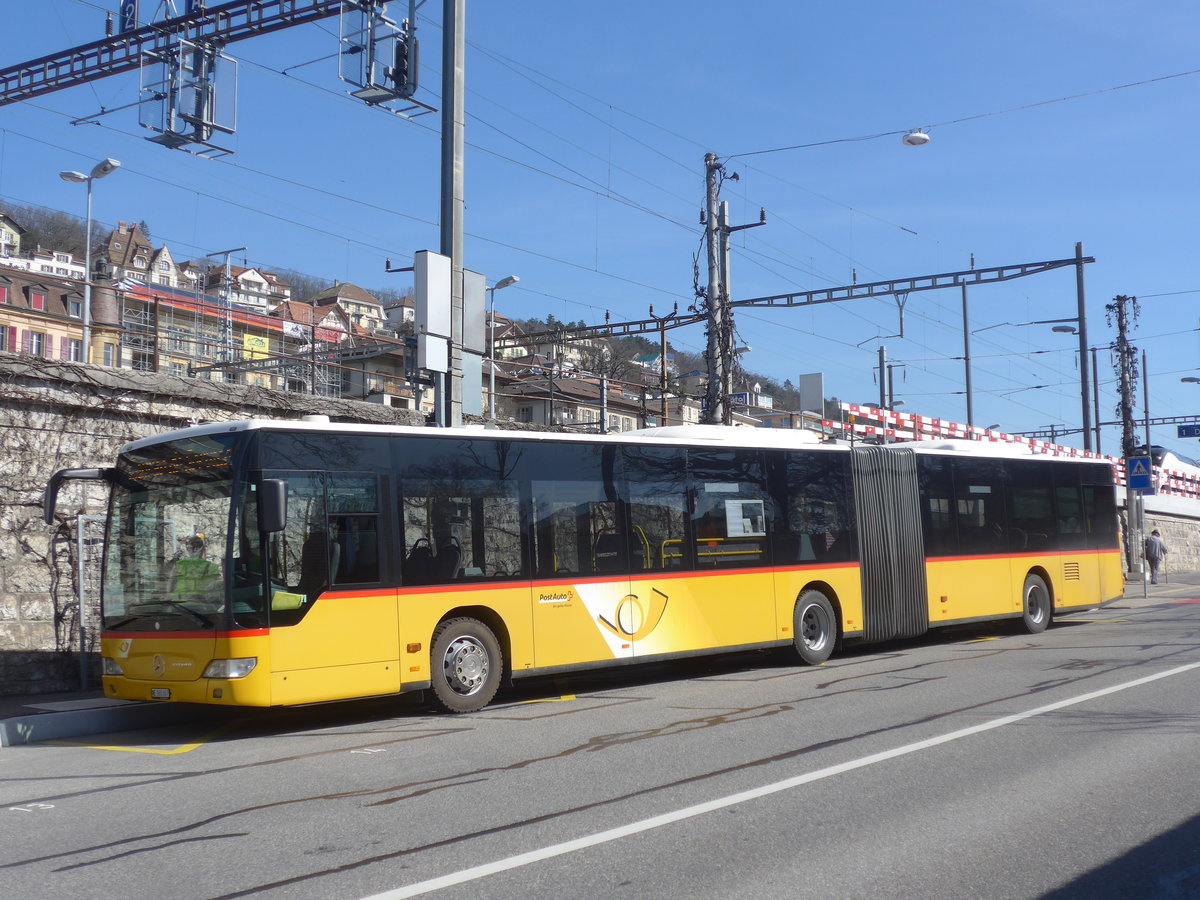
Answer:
top-left (3, 571), bottom-right (1199, 747)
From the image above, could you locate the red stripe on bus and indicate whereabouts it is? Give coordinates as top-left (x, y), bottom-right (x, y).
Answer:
top-left (926, 548), bottom-right (1120, 563)
top-left (100, 629), bottom-right (269, 640)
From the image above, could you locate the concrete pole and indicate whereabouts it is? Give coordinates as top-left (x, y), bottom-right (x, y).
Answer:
top-left (659, 319), bottom-right (669, 426)
top-left (718, 200), bottom-right (734, 425)
top-left (441, 0), bottom-right (465, 427)
top-left (701, 153), bottom-right (725, 425)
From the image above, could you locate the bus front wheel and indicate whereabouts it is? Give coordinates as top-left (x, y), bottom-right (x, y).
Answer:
top-left (1021, 573), bottom-right (1052, 634)
top-left (793, 590), bottom-right (837, 665)
top-left (429, 617), bottom-right (503, 713)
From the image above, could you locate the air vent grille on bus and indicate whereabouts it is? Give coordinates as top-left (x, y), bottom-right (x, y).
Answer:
top-left (1064, 561), bottom-right (1081, 581)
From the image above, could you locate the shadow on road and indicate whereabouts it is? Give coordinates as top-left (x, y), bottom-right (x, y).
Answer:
top-left (1044, 811), bottom-right (1200, 899)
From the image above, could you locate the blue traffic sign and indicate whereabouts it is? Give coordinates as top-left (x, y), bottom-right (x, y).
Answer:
top-left (1177, 424), bottom-right (1200, 439)
top-left (1126, 456), bottom-right (1153, 492)
top-left (119, 1), bottom-right (139, 34)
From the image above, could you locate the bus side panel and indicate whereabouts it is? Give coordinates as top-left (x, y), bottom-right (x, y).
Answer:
top-left (532, 578), bottom-right (634, 669)
top-left (1053, 548), bottom-right (1125, 610)
top-left (269, 590), bottom-right (400, 705)
top-left (1048, 553), bottom-right (1086, 610)
top-left (926, 556), bottom-right (1021, 624)
top-left (1099, 548), bottom-right (1125, 604)
top-left (397, 582), bottom-right (538, 677)
top-left (629, 570), bottom-right (776, 658)
top-left (772, 564), bottom-right (863, 640)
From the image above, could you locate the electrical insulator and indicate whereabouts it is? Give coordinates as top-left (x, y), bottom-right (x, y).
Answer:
top-left (388, 36), bottom-right (419, 98)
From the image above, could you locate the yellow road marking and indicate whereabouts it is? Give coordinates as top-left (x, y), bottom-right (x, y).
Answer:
top-left (48, 721), bottom-right (238, 754)
top-left (521, 695), bottom-right (576, 704)
top-left (965, 636), bottom-right (1001, 643)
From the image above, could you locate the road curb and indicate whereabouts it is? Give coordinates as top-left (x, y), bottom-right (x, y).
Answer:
top-left (0, 701), bottom-right (218, 748)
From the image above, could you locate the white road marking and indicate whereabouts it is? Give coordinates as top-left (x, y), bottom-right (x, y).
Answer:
top-left (362, 660), bottom-right (1200, 899)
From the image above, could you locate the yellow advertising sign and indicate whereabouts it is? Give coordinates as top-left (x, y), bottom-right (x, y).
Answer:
top-left (242, 333), bottom-right (269, 360)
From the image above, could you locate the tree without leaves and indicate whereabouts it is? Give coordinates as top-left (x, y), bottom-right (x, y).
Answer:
top-left (3, 202), bottom-right (87, 258)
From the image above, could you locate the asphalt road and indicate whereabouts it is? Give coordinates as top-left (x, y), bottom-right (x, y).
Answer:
top-left (4, 599), bottom-right (1200, 899)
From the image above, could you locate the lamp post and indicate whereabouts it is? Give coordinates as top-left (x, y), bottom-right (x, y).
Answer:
top-left (487, 274), bottom-right (519, 418)
top-left (59, 157), bottom-right (121, 365)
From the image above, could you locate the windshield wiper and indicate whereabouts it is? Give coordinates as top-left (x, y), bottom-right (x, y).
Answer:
top-left (112, 600), bottom-right (215, 629)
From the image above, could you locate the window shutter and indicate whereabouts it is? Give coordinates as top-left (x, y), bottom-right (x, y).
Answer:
top-left (59, 336), bottom-right (69, 360)
top-left (21, 330), bottom-right (30, 354)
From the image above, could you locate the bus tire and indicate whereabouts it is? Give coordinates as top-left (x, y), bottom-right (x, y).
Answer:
top-left (429, 617), bottom-right (503, 713)
top-left (793, 590), bottom-right (837, 665)
top-left (1021, 573), bottom-right (1052, 634)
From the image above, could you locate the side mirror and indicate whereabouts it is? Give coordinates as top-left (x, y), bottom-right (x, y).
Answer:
top-left (257, 479), bottom-right (288, 533)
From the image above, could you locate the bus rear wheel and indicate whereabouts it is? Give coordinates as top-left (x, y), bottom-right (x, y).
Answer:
top-left (429, 617), bottom-right (503, 713)
top-left (793, 590), bottom-right (837, 665)
top-left (1021, 573), bottom-right (1052, 634)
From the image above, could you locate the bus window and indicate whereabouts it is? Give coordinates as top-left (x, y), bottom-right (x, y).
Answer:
top-left (952, 459), bottom-right (1008, 555)
top-left (918, 455), bottom-right (957, 557)
top-left (1006, 460), bottom-right (1055, 552)
top-left (396, 437), bottom-right (525, 585)
top-left (1053, 465), bottom-right (1086, 551)
top-left (1082, 475), bottom-right (1119, 550)
top-left (531, 481), bottom-right (621, 576)
top-left (621, 446), bottom-right (690, 570)
top-left (518, 440), bottom-right (624, 577)
top-left (771, 450), bottom-right (855, 564)
top-left (262, 472), bottom-right (331, 621)
top-left (688, 449), bottom-right (768, 569)
top-left (328, 473), bottom-right (379, 585)
top-left (400, 483), bottom-right (522, 584)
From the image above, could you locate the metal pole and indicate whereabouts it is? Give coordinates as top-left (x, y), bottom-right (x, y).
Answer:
top-left (76, 516), bottom-right (88, 688)
top-left (83, 179), bottom-right (93, 364)
top-left (1142, 348), bottom-right (1151, 453)
top-left (1091, 346), bottom-right (1101, 454)
top-left (1139, 492), bottom-right (1148, 599)
top-left (878, 345), bottom-right (888, 411)
top-left (1075, 242), bottom-right (1093, 451)
top-left (441, 0), bottom-right (465, 427)
top-left (600, 372), bottom-right (608, 433)
top-left (487, 285), bottom-right (495, 418)
top-left (701, 153), bottom-right (724, 425)
top-left (961, 282), bottom-right (973, 426)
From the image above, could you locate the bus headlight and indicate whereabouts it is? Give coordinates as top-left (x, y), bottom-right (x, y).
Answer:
top-left (202, 658), bottom-right (258, 679)
top-left (102, 657), bottom-right (124, 676)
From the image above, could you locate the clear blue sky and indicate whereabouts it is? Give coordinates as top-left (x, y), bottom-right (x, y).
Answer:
top-left (4, 0), bottom-right (1200, 457)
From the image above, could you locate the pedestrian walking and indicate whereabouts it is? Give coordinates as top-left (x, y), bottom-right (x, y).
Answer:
top-left (1144, 530), bottom-right (1168, 585)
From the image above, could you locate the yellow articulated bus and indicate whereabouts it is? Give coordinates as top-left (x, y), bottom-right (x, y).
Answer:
top-left (44, 420), bottom-right (1124, 713)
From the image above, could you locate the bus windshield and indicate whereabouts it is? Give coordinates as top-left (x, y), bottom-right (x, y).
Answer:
top-left (102, 434), bottom-right (241, 632)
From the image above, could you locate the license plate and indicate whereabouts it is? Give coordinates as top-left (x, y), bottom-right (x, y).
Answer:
top-left (150, 688), bottom-right (171, 700)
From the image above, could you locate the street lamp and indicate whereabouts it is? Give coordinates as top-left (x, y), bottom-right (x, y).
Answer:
top-left (59, 157), bottom-right (121, 365)
top-left (487, 274), bottom-right (519, 418)
top-left (1182, 377), bottom-right (1200, 384)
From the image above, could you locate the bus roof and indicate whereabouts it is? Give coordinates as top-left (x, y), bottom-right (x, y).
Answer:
top-left (120, 417), bottom-right (1107, 466)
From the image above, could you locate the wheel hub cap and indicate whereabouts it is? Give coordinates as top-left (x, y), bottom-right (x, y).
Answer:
top-left (444, 637), bottom-right (488, 695)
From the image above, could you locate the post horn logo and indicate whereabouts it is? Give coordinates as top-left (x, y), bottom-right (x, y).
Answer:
top-left (598, 588), bottom-right (668, 641)
top-left (151, 654), bottom-right (166, 677)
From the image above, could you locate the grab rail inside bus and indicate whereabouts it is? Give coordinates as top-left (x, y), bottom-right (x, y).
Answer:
top-left (43, 467), bottom-right (118, 524)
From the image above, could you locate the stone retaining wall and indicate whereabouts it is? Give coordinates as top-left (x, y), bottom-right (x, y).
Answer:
top-left (0, 353), bottom-right (424, 695)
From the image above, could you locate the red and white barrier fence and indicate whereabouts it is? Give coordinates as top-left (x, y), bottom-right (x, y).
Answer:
top-left (821, 403), bottom-right (1200, 501)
